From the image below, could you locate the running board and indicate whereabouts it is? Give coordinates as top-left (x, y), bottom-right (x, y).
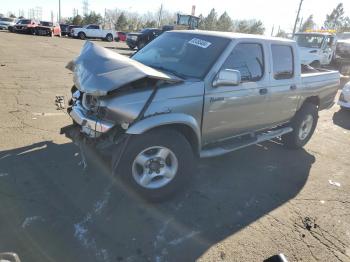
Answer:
top-left (200, 127), bottom-right (293, 158)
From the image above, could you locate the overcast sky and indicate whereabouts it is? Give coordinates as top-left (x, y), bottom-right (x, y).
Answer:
top-left (1, 0), bottom-right (349, 34)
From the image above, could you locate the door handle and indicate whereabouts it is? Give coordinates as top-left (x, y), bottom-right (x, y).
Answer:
top-left (259, 88), bottom-right (268, 95)
top-left (290, 84), bottom-right (297, 90)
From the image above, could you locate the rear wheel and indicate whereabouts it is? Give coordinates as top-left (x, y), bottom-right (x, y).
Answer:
top-left (78, 32), bottom-right (86, 40)
top-left (310, 61), bottom-right (321, 69)
top-left (105, 33), bottom-right (113, 42)
top-left (282, 103), bottom-right (318, 149)
top-left (112, 129), bottom-right (194, 201)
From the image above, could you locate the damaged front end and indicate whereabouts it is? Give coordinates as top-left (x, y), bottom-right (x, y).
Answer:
top-left (61, 41), bottom-right (182, 167)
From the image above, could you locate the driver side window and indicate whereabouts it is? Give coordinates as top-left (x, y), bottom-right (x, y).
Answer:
top-left (222, 43), bottom-right (264, 82)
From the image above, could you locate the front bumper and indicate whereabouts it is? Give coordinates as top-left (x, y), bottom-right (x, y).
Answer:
top-left (67, 102), bottom-right (114, 138)
top-left (338, 92), bottom-right (350, 108)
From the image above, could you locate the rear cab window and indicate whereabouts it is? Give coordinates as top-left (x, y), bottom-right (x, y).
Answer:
top-left (271, 44), bottom-right (294, 80)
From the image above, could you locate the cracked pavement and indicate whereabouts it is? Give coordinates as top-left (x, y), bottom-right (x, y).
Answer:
top-left (0, 31), bottom-right (349, 262)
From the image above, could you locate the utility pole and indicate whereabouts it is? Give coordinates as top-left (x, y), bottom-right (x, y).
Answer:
top-left (271, 25), bottom-right (275, 36)
top-left (58, 0), bottom-right (61, 23)
top-left (158, 4), bottom-right (163, 27)
top-left (292, 0), bottom-right (304, 37)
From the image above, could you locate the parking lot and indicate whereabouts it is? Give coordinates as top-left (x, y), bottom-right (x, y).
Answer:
top-left (0, 31), bottom-right (349, 262)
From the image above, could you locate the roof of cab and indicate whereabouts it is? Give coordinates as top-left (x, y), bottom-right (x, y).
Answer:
top-left (168, 30), bottom-right (295, 43)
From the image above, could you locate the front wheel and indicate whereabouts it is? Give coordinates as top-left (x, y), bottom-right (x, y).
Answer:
top-left (282, 103), bottom-right (318, 149)
top-left (78, 32), bottom-right (86, 40)
top-left (112, 129), bottom-right (194, 201)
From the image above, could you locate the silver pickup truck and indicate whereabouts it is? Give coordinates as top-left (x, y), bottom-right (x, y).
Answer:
top-left (61, 31), bottom-right (339, 200)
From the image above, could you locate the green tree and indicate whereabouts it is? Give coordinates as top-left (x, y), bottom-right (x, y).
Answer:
top-left (197, 14), bottom-right (205, 30)
top-left (67, 15), bottom-right (83, 25)
top-left (276, 29), bottom-right (289, 38)
top-left (300, 15), bottom-right (315, 32)
top-left (216, 12), bottom-right (233, 32)
top-left (83, 12), bottom-right (102, 25)
top-left (324, 3), bottom-right (345, 30)
top-left (203, 8), bottom-right (218, 30)
top-left (116, 12), bottom-right (128, 30)
top-left (233, 19), bottom-right (265, 34)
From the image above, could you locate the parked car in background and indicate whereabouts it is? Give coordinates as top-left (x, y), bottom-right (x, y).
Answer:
top-left (126, 28), bottom-right (163, 49)
top-left (35, 21), bottom-right (61, 37)
top-left (60, 24), bottom-right (70, 36)
top-left (0, 17), bottom-right (16, 30)
top-left (335, 32), bottom-right (350, 76)
top-left (338, 81), bottom-right (350, 110)
top-left (117, 31), bottom-right (127, 42)
top-left (294, 31), bottom-right (337, 68)
top-left (62, 31), bottom-right (340, 200)
top-left (67, 25), bottom-right (80, 37)
top-left (71, 24), bottom-right (116, 41)
top-left (12, 19), bottom-right (38, 34)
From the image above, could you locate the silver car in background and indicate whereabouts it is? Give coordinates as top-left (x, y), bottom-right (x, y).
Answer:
top-left (0, 17), bottom-right (15, 30)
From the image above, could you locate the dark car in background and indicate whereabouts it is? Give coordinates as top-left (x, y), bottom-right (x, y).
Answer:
top-left (60, 24), bottom-right (70, 36)
top-left (67, 25), bottom-right (80, 37)
top-left (12, 19), bottom-right (38, 34)
top-left (126, 28), bottom-right (163, 50)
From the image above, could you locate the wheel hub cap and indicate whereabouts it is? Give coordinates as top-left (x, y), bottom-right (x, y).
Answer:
top-left (132, 146), bottom-right (178, 189)
top-left (298, 114), bottom-right (314, 141)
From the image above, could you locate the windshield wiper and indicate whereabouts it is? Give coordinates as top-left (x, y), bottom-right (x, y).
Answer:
top-left (149, 65), bottom-right (189, 80)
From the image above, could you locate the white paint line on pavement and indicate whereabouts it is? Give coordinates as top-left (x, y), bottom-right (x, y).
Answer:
top-left (32, 112), bottom-right (66, 117)
top-left (0, 173), bottom-right (9, 177)
top-left (22, 216), bottom-right (43, 228)
top-left (73, 187), bottom-right (112, 262)
top-left (168, 231), bottom-right (200, 246)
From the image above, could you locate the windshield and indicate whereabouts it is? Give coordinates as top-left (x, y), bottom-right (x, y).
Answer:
top-left (132, 32), bottom-right (230, 79)
top-left (295, 34), bottom-right (325, 48)
top-left (18, 19), bottom-right (31, 25)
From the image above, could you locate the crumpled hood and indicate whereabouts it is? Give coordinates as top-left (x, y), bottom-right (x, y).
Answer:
top-left (66, 41), bottom-right (181, 96)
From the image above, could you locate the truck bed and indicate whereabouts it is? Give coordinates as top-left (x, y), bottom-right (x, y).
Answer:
top-left (301, 69), bottom-right (340, 110)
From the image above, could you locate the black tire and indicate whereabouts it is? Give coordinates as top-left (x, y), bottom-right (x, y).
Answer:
top-left (282, 103), bottom-right (318, 149)
top-left (137, 41), bottom-right (146, 50)
top-left (310, 61), bottom-right (321, 69)
top-left (112, 128), bottom-right (195, 201)
top-left (128, 45), bottom-right (136, 50)
top-left (105, 33), bottom-right (113, 42)
top-left (78, 32), bottom-right (86, 40)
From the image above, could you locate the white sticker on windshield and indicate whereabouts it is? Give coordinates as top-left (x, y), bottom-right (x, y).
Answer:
top-left (188, 38), bottom-right (212, 48)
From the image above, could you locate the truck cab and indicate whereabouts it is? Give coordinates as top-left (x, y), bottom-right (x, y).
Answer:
top-left (294, 31), bottom-right (337, 67)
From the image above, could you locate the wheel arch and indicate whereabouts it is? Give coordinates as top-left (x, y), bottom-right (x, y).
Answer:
top-left (126, 113), bottom-right (201, 156)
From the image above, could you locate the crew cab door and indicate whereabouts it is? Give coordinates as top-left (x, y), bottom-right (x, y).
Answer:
top-left (202, 42), bottom-right (271, 144)
top-left (264, 44), bottom-right (300, 125)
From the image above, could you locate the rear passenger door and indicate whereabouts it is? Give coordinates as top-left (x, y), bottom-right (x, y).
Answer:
top-left (265, 44), bottom-right (300, 125)
top-left (202, 42), bottom-right (271, 144)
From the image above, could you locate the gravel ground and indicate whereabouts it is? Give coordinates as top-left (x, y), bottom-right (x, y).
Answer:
top-left (0, 31), bottom-right (349, 262)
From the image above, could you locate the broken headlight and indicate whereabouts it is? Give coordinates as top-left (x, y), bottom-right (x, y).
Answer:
top-left (82, 94), bottom-right (100, 112)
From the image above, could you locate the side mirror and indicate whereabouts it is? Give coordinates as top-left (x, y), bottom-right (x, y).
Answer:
top-left (213, 69), bottom-right (241, 87)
